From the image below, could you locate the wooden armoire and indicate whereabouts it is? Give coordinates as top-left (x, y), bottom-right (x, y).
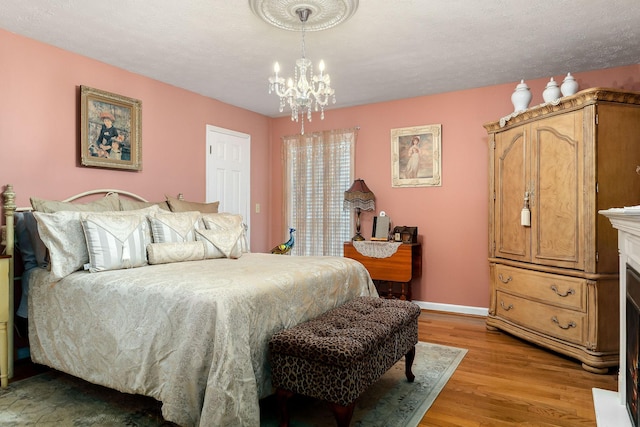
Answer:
top-left (484, 88), bottom-right (640, 373)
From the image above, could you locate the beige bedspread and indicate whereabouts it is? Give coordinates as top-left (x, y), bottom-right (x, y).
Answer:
top-left (28, 253), bottom-right (377, 426)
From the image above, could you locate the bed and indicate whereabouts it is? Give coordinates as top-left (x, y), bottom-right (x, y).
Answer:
top-left (1, 184), bottom-right (377, 426)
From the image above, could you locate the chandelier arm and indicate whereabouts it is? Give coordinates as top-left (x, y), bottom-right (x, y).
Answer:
top-left (270, 82), bottom-right (293, 99)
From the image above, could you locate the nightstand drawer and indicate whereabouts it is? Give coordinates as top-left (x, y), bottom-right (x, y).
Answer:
top-left (496, 291), bottom-right (586, 345)
top-left (494, 264), bottom-right (586, 311)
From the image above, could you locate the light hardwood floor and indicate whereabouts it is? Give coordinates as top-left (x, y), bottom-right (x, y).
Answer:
top-left (13, 310), bottom-right (618, 426)
top-left (418, 310), bottom-right (617, 426)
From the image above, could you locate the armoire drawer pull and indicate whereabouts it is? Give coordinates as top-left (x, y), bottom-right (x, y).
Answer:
top-left (500, 301), bottom-right (513, 311)
top-left (551, 316), bottom-right (576, 330)
top-left (550, 284), bottom-right (575, 297)
top-left (498, 274), bottom-right (512, 284)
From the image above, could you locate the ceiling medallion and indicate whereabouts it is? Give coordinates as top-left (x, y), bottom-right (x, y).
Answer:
top-left (249, 0), bottom-right (359, 32)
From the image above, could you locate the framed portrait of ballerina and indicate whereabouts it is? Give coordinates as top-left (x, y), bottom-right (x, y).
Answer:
top-left (80, 85), bottom-right (142, 171)
top-left (391, 124), bottom-right (442, 188)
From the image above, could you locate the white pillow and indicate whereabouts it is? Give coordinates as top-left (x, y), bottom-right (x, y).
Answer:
top-left (147, 241), bottom-right (206, 265)
top-left (81, 211), bottom-right (153, 272)
top-left (195, 230), bottom-right (227, 259)
top-left (33, 211), bottom-right (87, 281)
top-left (197, 213), bottom-right (246, 258)
top-left (201, 213), bottom-right (248, 253)
top-left (149, 211), bottom-right (202, 243)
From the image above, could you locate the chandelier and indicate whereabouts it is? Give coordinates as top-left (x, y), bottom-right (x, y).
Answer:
top-left (268, 8), bottom-right (336, 134)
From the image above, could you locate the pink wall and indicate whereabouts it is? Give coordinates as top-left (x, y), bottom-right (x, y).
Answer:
top-left (0, 29), bottom-right (273, 252)
top-left (2, 29), bottom-right (639, 310)
top-left (270, 64), bottom-right (640, 308)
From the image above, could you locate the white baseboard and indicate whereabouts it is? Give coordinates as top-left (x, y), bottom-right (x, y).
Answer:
top-left (592, 388), bottom-right (632, 427)
top-left (413, 300), bottom-right (488, 317)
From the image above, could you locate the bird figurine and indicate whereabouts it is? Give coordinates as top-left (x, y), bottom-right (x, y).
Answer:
top-left (271, 227), bottom-right (295, 255)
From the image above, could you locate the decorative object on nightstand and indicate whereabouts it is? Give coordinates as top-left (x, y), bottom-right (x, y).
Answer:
top-left (393, 226), bottom-right (418, 244)
top-left (343, 179), bottom-right (375, 241)
top-left (371, 212), bottom-right (391, 241)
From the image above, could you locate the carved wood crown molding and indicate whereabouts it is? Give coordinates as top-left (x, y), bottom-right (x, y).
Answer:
top-left (484, 87), bottom-right (640, 132)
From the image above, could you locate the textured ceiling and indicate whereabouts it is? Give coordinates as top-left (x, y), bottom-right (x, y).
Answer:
top-left (1, 0), bottom-right (639, 117)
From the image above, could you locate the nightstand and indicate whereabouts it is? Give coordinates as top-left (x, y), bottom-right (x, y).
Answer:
top-left (344, 241), bottom-right (421, 300)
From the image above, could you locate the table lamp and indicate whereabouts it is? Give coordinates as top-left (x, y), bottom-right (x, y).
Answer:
top-left (343, 179), bottom-right (375, 241)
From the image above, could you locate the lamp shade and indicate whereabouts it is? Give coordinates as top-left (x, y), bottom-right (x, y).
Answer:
top-left (343, 179), bottom-right (375, 211)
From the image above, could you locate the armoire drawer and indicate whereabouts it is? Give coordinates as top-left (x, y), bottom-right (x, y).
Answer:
top-left (495, 291), bottom-right (586, 346)
top-left (493, 264), bottom-right (586, 312)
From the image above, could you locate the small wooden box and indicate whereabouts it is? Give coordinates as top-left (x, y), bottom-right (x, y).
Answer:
top-left (393, 226), bottom-right (417, 243)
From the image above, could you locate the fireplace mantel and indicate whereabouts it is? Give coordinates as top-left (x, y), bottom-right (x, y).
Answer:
top-left (595, 208), bottom-right (640, 427)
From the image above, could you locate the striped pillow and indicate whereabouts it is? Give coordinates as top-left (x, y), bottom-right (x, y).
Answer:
top-left (149, 211), bottom-right (202, 243)
top-left (81, 212), bottom-right (153, 272)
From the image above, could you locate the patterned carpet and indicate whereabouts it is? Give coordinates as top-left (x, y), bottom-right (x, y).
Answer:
top-left (0, 341), bottom-right (466, 427)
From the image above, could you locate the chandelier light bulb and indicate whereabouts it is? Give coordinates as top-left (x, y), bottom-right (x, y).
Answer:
top-left (319, 60), bottom-right (325, 73)
top-left (274, 62), bottom-right (280, 74)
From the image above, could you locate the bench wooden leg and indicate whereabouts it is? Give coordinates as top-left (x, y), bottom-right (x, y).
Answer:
top-left (276, 388), bottom-right (294, 427)
top-left (277, 388), bottom-right (356, 427)
top-left (330, 401), bottom-right (356, 427)
top-left (405, 346), bottom-right (416, 382)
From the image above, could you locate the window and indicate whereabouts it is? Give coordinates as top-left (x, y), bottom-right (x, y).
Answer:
top-left (282, 128), bottom-right (357, 256)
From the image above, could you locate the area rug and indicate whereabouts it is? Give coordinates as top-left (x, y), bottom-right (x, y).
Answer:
top-left (0, 341), bottom-right (466, 427)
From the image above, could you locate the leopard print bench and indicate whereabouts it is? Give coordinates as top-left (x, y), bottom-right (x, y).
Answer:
top-left (269, 296), bottom-right (421, 427)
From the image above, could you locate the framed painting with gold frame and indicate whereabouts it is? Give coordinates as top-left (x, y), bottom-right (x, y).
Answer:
top-left (391, 124), bottom-right (441, 187)
top-left (80, 85), bottom-right (142, 171)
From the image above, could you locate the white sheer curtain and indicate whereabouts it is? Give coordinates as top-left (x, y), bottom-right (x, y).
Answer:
top-left (282, 128), bottom-right (357, 256)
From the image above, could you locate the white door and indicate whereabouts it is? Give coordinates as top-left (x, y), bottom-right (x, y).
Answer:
top-left (205, 125), bottom-right (251, 247)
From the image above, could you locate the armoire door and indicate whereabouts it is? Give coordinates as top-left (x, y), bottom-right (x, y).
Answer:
top-left (530, 111), bottom-right (585, 270)
top-left (493, 124), bottom-right (531, 262)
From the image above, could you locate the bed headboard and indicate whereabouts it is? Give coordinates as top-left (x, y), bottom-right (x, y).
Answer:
top-left (1, 183), bottom-right (166, 253)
